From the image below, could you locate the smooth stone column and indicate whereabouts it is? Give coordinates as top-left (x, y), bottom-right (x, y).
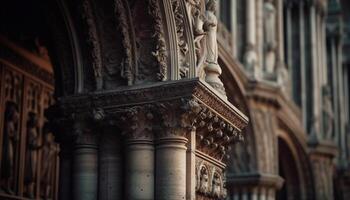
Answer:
top-left (99, 132), bottom-right (122, 200)
top-left (73, 134), bottom-right (98, 200)
top-left (155, 136), bottom-right (188, 200)
top-left (244, 0), bottom-right (259, 77)
top-left (186, 130), bottom-right (196, 200)
top-left (125, 139), bottom-right (154, 200)
top-left (58, 143), bottom-right (72, 200)
top-left (259, 187), bottom-right (267, 200)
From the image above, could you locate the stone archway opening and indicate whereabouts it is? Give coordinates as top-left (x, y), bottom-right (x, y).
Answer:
top-left (277, 137), bottom-right (302, 200)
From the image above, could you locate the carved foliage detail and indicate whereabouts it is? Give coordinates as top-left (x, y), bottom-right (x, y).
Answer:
top-left (115, 0), bottom-right (135, 85)
top-left (81, 0), bottom-right (103, 89)
top-left (172, 0), bottom-right (190, 78)
top-left (148, 0), bottom-right (168, 81)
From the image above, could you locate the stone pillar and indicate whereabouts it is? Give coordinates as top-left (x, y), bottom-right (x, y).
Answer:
top-left (244, 0), bottom-right (259, 78)
top-left (125, 138), bottom-right (154, 199)
top-left (186, 129), bottom-right (196, 200)
top-left (309, 143), bottom-right (337, 200)
top-left (155, 135), bottom-right (188, 200)
top-left (310, 4), bottom-right (321, 139)
top-left (99, 131), bottom-right (122, 200)
top-left (285, 3), bottom-right (292, 69)
top-left (120, 107), bottom-right (155, 200)
top-left (299, 2), bottom-right (307, 127)
top-left (72, 127), bottom-right (98, 200)
top-left (58, 142), bottom-right (73, 200)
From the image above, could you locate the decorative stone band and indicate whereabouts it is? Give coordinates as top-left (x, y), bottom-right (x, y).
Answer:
top-left (53, 78), bottom-right (248, 159)
top-left (226, 173), bottom-right (284, 200)
top-left (58, 78), bottom-right (248, 131)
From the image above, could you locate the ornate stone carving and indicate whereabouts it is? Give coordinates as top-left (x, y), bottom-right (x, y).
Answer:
top-left (202, 0), bottom-right (226, 97)
top-left (0, 102), bottom-right (19, 195)
top-left (172, 0), bottom-right (190, 78)
top-left (81, 0), bottom-right (103, 89)
top-left (322, 85), bottom-right (334, 140)
top-left (199, 165), bottom-right (210, 194)
top-left (118, 105), bottom-right (155, 139)
top-left (24, 112), bottom-right (40, 198)
top-left (263, 0), bottom-right (277, 74)
top-left (0, 38), bottom-right (54, 86)
top-left (57, 79), bottom-right (248, 132)
top-left (148, 0), bottom-right (168, 81)
top-left (196, 158), bottom-right (227, 199)
top-left (115, 0), bottom-right (136, 85)
top-left (40, 123), bottom-right (58, 199)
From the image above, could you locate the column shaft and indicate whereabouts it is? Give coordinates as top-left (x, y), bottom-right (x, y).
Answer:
top-left (73, 144), bottom-right (98, 200)
top-left (99, 133), bottom-right (122, 200)
top-left (58, 145), bottom-right (72, 200)
top-left (126, 139), bottom-right (154, 200)
top-left (155, 136), bottom-right (188, 200)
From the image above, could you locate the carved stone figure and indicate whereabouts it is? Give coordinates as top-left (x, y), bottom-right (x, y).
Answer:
top-left (193, 7), bottom-right (206, 66)
top-left (203, 0), bottom-right (226, 96)
top-left (322, 85), bottom-right (334, 140)
top-left (204, 0), bottom-right (218, 65)
top-left (212, 172), bottom-right (222, 197)
top-left (0, 102), bottom-right (19, 195)
top-left (199, 166), bottom-right (209, 194)
top-left (40, 123), bottom-right (57, 200)
top-left (263, 0), bottom-right (277, 74)
top-left (24, 112), bottom-right (40, 198)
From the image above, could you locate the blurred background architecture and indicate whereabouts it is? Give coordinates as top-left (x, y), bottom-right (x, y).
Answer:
top-left (0, 0), bottom-right (349, 200)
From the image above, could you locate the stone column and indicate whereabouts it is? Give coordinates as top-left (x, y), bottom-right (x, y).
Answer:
top-left (58, 142), bottom-right (73, 200)
top-left (244, 0), bottom-right (259, 78)
top-left (309, 143), bottom-right (337, 200)
top-left (310, 4), bottom-right (321, 139)
top-left (186, 129), bottom-right (196, 200)
top-left (125, 139), bottom-right (154, 199)
top-left (299, 2), bottom-right (307, 127)
top-left (155, 134), bottom-right (188, 200)
top-left (99, 130), bottom-right (123, 200)
top-left (285, 3), bottom-right (292, 69)
top-left (121, 107), bottom-right (155, 200)
top-left (72, 125), bottom-right (98, 200)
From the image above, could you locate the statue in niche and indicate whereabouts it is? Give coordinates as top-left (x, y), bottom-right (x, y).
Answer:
top-left (322, 85), bottom-right (334, 140)
top-left (263, 0), bottom-right (277, 74)
top-left (0, 102), bottom-right (19, 195)
top-left (212, 172), bottom-right (222, 197)
top-left (40, 123), bottom-right (57, 200)
top-left (199, 166), bottom-right (209, 194)
top-left (204, 0), bottom-right (218, 66)
top-left (193, 7), bottom-right (206, 66)
top-left (24, 112), bottom-right (40, 198)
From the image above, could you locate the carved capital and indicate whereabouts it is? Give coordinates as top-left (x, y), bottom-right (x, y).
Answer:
top-left (117, 105), bottom-right (155, 140)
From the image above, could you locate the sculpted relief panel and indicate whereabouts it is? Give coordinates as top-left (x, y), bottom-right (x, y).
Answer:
top-left (0, 59), bottom-right (58, 199)
top-left (196, 157), bottom-right (227, 200)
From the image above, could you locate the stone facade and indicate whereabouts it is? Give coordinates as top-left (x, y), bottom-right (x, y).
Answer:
top-left (0, 0), bottom-right (350, 200)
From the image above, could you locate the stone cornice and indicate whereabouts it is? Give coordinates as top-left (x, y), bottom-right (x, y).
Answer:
top-left (226, 173), bottom-right (284, 189)
top-left (58, 78), bottom-right (248, 131)
top-left (0, 38), bottom-right (54, 86)
top-left (308, 140), bottom-right (339, 158)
